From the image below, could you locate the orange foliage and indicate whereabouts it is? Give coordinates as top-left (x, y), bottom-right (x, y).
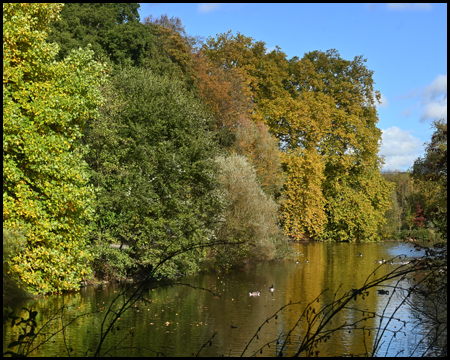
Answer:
top-left (191, 50), bottom-right (252, 130)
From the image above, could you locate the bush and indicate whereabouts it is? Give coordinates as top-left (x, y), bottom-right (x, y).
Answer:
top-left (389, 230), bottom-right (401, 240)
top-left (211, 155), bottom-right (285, 268)
top-left (409, 228), bottom-right (439, 242)
top-left (90, 244), bottom-right (135, 281)
top-left (399, 229), bottom-right (410, 240)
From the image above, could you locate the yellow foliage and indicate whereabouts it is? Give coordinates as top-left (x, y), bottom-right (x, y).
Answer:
top-left (3, 3), bottom-right (105, 294)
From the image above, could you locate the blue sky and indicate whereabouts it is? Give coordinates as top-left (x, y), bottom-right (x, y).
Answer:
top-left (138, 3), bottom-right (447, 171)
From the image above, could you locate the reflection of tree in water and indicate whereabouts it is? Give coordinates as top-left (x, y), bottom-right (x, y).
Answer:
top-left (236, 248), bottom-right (447, 357)
top-left (4, 244), bottom-right (446, 357)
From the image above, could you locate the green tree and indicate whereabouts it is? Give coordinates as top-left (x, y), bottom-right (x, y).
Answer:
top-left (412, 119), bottom-right (447, 237)
top-left (47, 3), bottom-right (153, 70)
top-left (380, 170), bottom-right (436, 235)
top-left (3, 3), bottom-right (106, 293)
top-left (382, 171), bottom-right (413, 230)
top-left (85, 67), bottom-right (223, 279)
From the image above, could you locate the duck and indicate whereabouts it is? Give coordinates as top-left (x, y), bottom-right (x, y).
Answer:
top-left (375, 257), bottom-right (385, 264)
top-left (306, 259), bottom-right (310, 263)
top-left (269, 284), bottom-right (274, 293)
top-left (377, 289), bottom-right (389, 295)
top-left (295, 260), bottom-right (299, 264)
top-left (358, 252), bottom-right (363, 257)
top-left (249, 291), bottom-right (261, 297)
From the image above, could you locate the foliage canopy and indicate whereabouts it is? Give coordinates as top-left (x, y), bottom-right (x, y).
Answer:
top-left (202, 35), bottom-right (392, 241)
top-left (85, 67), bottom-right (223, 279)
top-left (3, 3), bottom-right (106, 293)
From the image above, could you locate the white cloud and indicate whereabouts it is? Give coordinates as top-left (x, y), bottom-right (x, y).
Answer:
top-left (423, 74), bottom-right (447, 99)
top-left (421, 102), bottom-right (447, 121)
top-left (379, 126), bottom-right (424, 171)
top-left (400, 74), bottom-right (447, 122)
top-left (386, 3), bottom-right (432, 11)
top-left (198, 3), bottom-right (222, 13)
top-left (420, 74), bottom-right (447, 122)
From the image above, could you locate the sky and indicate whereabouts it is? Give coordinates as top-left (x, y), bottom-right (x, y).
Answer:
top-left (138, 3), bottom-right (447, 171)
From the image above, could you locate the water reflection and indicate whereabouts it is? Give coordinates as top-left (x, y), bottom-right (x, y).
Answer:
top-left (3, 241), bottom-right (435, 357)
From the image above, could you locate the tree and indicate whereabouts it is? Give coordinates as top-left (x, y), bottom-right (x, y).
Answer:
top-left (211, 155), bottom-right (283, 268)
top-left (142, 14), bottom-right (200, 89)
top-left (413, 202), bottom-right (427, 228)
top-left (193, 42), bottom-right (283, 198)
top-left (3, 3), bottom-right (106, 293)
top-left (382, 171), bottom-right (414, 231)
top-left (232, 116), bottom-right (284, 198)
top-left (85, 67), bottom-right (223, 279)
top-left (280, 148), bottom-right (327, 240)
top-left (202, 35), bottom-right (392, 241)
top-left (191, 49), bottom-right (251, 145)
top-left (47, 3), bottom-right (153, 70)
top-left (379, 187), bottom-right (402, 238)
top-left (412, 119), bottom-right (447, 237)
top-left (288, 50), bottom-right (392, 241)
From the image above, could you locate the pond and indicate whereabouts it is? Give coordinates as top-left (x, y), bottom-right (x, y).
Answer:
top-left (3, 241), bottom-right (441, 357)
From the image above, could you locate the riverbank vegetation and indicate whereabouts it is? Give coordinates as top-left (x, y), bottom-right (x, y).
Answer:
top-left (3, 3), bottom-right (446, 297)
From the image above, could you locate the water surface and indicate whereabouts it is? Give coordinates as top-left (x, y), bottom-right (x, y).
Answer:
top-left (3, 241), bottom-right (434, 356)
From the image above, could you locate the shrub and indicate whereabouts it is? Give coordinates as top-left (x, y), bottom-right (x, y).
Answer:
top-left (211, 155), bottom-right (284, 268)
top-left (399, 229), bottom-right (410, 240)
top-left (389, 230), bottom-right (401, 240)
top-left (410, 228), bottom-right (438, 242)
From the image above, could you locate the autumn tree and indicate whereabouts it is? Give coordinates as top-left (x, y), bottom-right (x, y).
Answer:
top-left (191, 50), bottom-right (251, 144)
top-left (193, 37), bottom-right (284, 198)
top-left (413, 203), bottom-right (427, 228)
top-left (281, 148), bottom-right (327, 239)
top-left (379, 186), bottom-right (402, 239)
top-left (203, 34), bottom-right (392, 241)
top-left (286, 50), bottom-right (392, 241)
top-left (232, 116), bottom-right (284, 198)
top-left (3, 3), bottom-right (106, 293)
top-left (142, 14), bottom-right (201, 89)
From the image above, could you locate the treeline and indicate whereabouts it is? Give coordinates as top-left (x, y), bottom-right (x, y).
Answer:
top-left (3, 4), bottom-right (446, 295)
top-left (381, 119), bottom-right (447, 241)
